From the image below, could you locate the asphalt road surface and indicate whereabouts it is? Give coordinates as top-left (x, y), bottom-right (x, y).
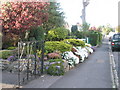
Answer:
top-left (49, 39), bottom-right (112, 88)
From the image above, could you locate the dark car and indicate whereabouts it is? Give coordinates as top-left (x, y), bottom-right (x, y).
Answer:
top-left (111, 33), bottom-right (120, 51)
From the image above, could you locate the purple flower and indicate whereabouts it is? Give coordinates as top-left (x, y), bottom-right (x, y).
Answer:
top-left (56, 66), bottom-right (60, 69)
top-left (57, 61), bottom-right (61, 64)
top-left (7, 56), bottom-right (15, 61)
top-left (91, 46), bottom-right (96, 51)
top-left (50, 62), bottom-right (56, 65)
top-left (46, 66), bottom-right (49, 70)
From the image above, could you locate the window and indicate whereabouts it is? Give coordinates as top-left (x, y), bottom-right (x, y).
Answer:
top-left (113, 34), bottom-right (120, 39)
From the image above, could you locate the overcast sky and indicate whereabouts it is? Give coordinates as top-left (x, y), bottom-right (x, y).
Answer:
top-left (59, 0), bottom-right (119, 27)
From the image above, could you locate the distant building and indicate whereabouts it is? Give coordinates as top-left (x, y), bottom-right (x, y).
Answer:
top-left (64, 22), bottom-right (71, 31)
top-left (76, 23), bottom-right (83, 31)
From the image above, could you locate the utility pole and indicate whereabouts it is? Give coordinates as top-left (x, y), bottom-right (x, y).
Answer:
top-left (81, 0), bottom-right (90, 24)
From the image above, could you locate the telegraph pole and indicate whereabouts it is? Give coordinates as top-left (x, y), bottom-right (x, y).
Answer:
top-left (81, 0), bottom-right (90, 24)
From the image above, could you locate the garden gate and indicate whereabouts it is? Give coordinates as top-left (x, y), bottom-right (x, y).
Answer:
top-left (17, 40), bottom-right (44, 87)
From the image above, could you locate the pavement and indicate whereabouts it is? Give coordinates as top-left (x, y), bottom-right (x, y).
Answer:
top-left (22, 38), bottom-right (112, 88)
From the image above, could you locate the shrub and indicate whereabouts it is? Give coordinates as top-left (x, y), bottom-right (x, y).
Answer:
top-left (63, 39), bottom-right (85, 47)
top-left (73, 30), bottom-right (103, 46)
top-left (7, 47), bottom-right (17, 50)
top-left (47, 52), bottom-right (61, 59)
top-left (46, 27), bottom-right (69, 41)
top-left (28, 26), bottom-right (44, 41)
top-left (85, 43), bottom-right (92, 47)
top-left (49, 59), bottom-right (63, 63)
top-left (2, 33), bottom-right (19, 49)
top-left (45, 41), bottom-right (72, 53)
top-left (88, 31), bottom-right (102, 46)
top-left (74, 31), bottom-right (90, 39)
top-left (46, 59), bottom-right (65, 76)
top-left (0, 50), bottom-right (14, 59)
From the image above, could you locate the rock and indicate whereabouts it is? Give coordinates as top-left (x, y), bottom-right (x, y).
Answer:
top-left (62, 60), bottom-right (69, 72)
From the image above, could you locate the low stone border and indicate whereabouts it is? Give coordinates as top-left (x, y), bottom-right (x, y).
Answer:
top-left (109, 45), bottom-right (119, 89)
top-left (1, 83), bottom-right (22, 89)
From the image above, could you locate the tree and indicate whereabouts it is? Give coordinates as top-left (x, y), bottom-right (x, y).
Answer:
top-left (1, 2), bottom-right (49, 48)
top-left (1, 2), bottom-right (49, 38)
top-left (116, 26), bottom-right (120, 33)
top-left (102, 24), bottom-right (113, 35)
top-left (28, 26), bottom-right (45, 41)
top-left (43, 2), bottom-right (65, 33)
top-left (71, 25), bottom-right (78, 34)
top-left (82, 22), bottom-right (90, 31)
top-left (46, 27), bottom-right (69, 41)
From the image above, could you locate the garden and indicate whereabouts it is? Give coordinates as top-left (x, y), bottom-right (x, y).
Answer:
top-left (1, 26), bottom-right (100, 76)
top-left (0, 2), bottom-right (103, 86)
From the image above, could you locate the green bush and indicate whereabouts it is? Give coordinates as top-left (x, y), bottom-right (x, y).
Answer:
top-left (0, 50), bottom-right (13, 59)
top-left (46, 27), bottom-right (69, 41)
top-left (98, 32), bottom-right (102, 45)
top-left (28, 26), bottom-right (44, 41)
top-left (7, 47), bottom-right (17, 50)
top-left (70, 30), bottom-right (102, 46)
top-left (49, 59), bottom-right (64, 63)
top-left (74, 31), bottom-right (90, 39)
top-left (88, 31), bottom-right (102, 46)
top-left (46, 59), bottom-right (65, 76)
top-left (45, 41), bottom-right (72, 53)
top-left (63, 39), bottom-right (85, 47)
top-left (2, 33), bottom-right (19, 49)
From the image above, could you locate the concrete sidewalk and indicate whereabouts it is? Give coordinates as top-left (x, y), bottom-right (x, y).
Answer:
top-left (23, 74), bottom-right (62, 88)
top-left (23, 39), bottom-right (112, 88)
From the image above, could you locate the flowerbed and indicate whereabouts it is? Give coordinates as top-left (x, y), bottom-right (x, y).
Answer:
top-left (45, 59), bottom-right (65, 76)
top-left (1, 38), bottom-right (96, 76)
top-left (43, 39), bottom-right (96, 76)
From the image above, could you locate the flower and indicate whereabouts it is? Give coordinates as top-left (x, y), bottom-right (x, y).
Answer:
top-left (91, 46), bottom-right (96, 51)
top-left (50, 62), bottom-right (56, 65)
top-left (47, 53), bottom-right (61, 59)
top-left (56, 66), bottom-right (61, 69)
top-left (7, 56), bottom-right (15, 61)
top-left (46, 66), bottom-right (49, 70)
top-left (57, 61), bottom-right (61, 64)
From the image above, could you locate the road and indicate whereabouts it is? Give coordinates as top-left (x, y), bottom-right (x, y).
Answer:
top-left (48, 39), bottom-right (112, 88)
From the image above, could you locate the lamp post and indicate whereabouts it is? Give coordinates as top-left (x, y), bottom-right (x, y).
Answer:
top-left (81, 0), bottom-right (90, 24)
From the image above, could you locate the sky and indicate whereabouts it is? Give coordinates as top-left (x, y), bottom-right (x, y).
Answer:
top-left (58, 0), bottom-right (119, 27)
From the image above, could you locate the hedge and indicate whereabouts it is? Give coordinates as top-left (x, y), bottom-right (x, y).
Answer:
top-left (0, 50), bottom-right (14, 59)
top-left (63, 39), bottom-right (85, 47)
top-left (46, 27), bottom-right (69, 41)
top-left (45, 41), bottom-right (72, 53)
top-left (88, 31), bottom-right (102, 46)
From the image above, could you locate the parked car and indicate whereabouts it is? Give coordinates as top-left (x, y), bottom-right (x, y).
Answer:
top-left (111, 33), bottom-right (120, 51)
